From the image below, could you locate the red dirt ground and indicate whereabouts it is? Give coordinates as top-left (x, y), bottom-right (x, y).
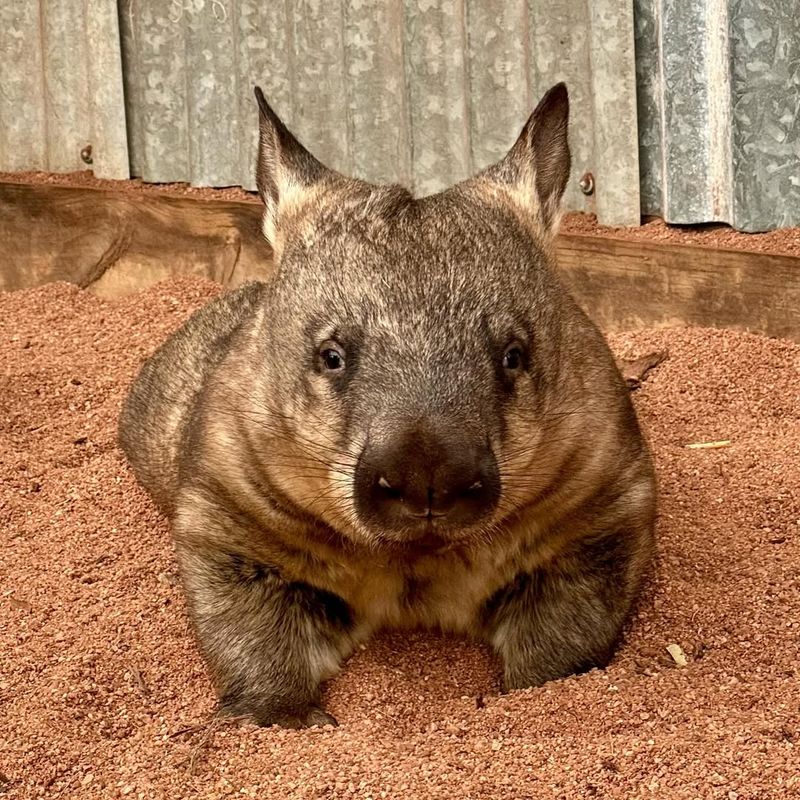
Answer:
top-left (1, 278), bottom-right (798, 799)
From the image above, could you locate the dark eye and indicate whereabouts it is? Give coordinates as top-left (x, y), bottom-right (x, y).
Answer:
top-left (319, 341), bottom-right (346, 372)
top-left (502, 343), bottom-right (524, 372)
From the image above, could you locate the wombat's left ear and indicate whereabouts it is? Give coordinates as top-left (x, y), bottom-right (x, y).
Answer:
top-left (483, 82), bottom-right (571, 233)
top-left (253, 86), bottom-right (330, 247)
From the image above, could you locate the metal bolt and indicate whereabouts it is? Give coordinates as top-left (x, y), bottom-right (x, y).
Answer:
top-left (80, 145), bottom-right (93, 165)
top-left (578, 171), bottom-right (594, 196)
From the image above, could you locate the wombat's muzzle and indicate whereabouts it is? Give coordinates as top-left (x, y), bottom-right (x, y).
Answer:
top-left (352, 420), bottom-right (500, 539)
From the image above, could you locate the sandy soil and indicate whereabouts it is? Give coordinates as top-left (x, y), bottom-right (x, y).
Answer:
top-left (3, 170), bottom-right (800, 257)
top-left (1, 278), bottom-right (798, 799)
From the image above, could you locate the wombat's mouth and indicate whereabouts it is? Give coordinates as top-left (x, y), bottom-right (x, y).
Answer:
top-left (365, 514), bottom-right (491, 555)
top-left (354, 492), bottom-right (499, 549)
top-left (393, 529), bottom-right (450, 554)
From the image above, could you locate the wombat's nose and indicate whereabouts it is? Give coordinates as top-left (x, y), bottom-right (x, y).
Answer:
top-left (353, 426), bottom-right (500, 533)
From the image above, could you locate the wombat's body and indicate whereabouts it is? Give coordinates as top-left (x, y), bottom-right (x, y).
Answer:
top-left (119, 84), bottom-right (656, 728)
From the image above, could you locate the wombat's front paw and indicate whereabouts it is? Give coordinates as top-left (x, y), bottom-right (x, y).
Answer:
top-left (270, 706), bottom-right (338, 730)
top-left (220, 699), bottom-right (338, 729)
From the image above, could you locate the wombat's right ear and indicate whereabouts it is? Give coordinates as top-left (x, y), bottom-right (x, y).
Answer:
top-left (254, 86), bottom-right (329, 248)
top-left (483, 82), bottom-right (571, 235)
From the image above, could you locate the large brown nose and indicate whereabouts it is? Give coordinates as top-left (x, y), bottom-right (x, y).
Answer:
top-left (353, 423), bottom-right (500, 533)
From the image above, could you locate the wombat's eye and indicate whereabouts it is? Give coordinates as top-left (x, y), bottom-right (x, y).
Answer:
top-left (319, 341), bottom-right (346, 372)
top-left (502, 343), bottom-right (524, 372)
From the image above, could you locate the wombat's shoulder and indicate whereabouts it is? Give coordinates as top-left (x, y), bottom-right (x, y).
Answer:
top-left (119, 280), bottom-right (270, 513)
top-left (178, 280), bottom-right (270, 344)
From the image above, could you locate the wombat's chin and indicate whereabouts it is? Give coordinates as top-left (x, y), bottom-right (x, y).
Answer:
top-left (362, 516), bottom-right (493, 554)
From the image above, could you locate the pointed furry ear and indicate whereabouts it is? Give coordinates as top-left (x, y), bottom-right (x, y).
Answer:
top-left (485, 82), bottom-right (571, 233)
top-left (254, 86), bottom-right (329, 247)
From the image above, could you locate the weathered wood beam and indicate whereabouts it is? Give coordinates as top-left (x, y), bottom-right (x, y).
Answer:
top-left (555, 233), bottom-right (800, 341)
top-left (1, 182), bottom-right (798, 341)
top-left (0, 183), bottom-right (270, 295)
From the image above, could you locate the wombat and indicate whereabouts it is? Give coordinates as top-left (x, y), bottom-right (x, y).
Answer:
top-left (118, 83), bottom-right (656, 728)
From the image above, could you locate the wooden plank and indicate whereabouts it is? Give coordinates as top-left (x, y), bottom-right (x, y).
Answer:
top-left (1, 182), bottom-right (798, 341)
top-left (555, 233), bottom-right (800, 341)
top-left (0, 183), bottom-right (270, 297)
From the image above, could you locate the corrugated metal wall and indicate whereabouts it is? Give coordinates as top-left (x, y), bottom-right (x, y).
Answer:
top-left (0, 0), bottom-right (129, 179)
top-left (635, 0), bottom-right (800, 232)
top-left (117, 0), bottom-right (640, 225)
top-left (1, 1), bottom-right (797, 230)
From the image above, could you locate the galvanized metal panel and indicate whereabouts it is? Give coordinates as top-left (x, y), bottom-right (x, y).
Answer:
top-left (635, 0), bottom-right (733, 223)
top-left (730, 0), bottom-right (800, 231)
top-left (184, 0), bottom-right (240, 187)
top-left (0, 0), bottom-right (128, 179)
top-left (528, 0), bottom-right (593, 214)
top-left (119, 1), bottom-right (190, 182)
top-left (346, 1), bottom-right (412, 186)
top-left (119, 0), bottom-right (640, 224)
top-left (5, 1), bottom-right (797, 231)
top-left (466, 0), bottom-right (531, 176)
top-left (0, 1), bottom-right (46, 171)
top-left (232, 1), bottom-right (289, 190)
top-left (589, 0), bottom-right (642, 225)
top-left (404, 0), bottom-right (471, 195)
top-left (635, 0), bottom-right (800, 232)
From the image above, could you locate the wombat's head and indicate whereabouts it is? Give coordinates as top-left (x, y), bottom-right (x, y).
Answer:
top-left (252, 84), bottom-right (575, 552)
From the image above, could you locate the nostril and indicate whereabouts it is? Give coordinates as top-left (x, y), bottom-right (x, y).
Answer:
top-left (377, 475), bottom-right (403, 500)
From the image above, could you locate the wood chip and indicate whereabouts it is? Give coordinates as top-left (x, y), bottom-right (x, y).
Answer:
top-left (157, 571), bottom-right (180, 587)
top-left (618, 350), bottom-right (669, 389)
top-left (128, 664), bottom-right (150, 697)
top-left (666, 643), bottom-right (689, 667)
top-left (686, 440), bottom-right (731, 449)
top-left (8, 596), bottom-right (33, 612)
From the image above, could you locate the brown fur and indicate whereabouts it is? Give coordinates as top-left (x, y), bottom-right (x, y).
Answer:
top-left (118, 83), bottom-right (656, 727)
